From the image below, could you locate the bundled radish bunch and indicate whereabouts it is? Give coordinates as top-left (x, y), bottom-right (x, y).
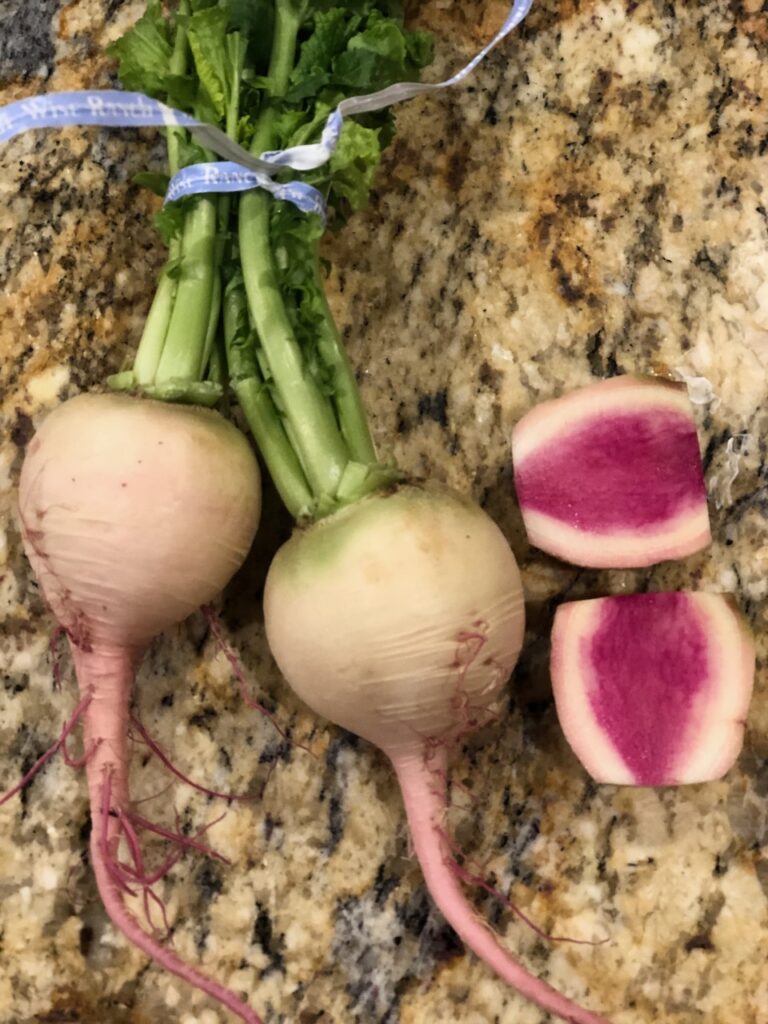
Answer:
top-left (6, 2), bottom-right (614, 1024)
top-left (511, 375), bottom-right (756, 787)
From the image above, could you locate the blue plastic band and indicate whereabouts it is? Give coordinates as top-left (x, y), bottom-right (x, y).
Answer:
top-left (0, 0), bottom-right (533, 216)
top-left (165, 161), bottom-right (328, 218)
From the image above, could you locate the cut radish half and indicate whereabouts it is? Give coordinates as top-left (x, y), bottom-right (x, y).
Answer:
top-left (551, 592), bottom-right (755, 786)
top-left (512, 376), bottom-right (712, 567)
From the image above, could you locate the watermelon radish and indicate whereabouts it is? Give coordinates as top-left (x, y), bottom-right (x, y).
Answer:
top-left (512, 376), bottom-right (711, 568)
top-left (550, 592), bottom-right (755, 786)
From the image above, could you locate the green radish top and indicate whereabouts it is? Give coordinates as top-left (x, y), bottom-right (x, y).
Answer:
top-left (108, 0), bottom-right (434, 522)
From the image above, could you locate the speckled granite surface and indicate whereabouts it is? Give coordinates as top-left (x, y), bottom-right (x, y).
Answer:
top-left (0, 1), bottom-right (766, 1022)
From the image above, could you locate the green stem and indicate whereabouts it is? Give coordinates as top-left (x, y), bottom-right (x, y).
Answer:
top-left (312, 254), bottom-right (377, 465)
top-left (224, 278), bottom-right (313, 517)
top-left (166, 0), bottom-right (191, 178)
top-left (154, 195), bottom-right (218, 384)
top-left (200, 269), bottom-right (222, 376)
top-left (130, 1), bottom-right (191, 385)
top-left (238, 3), bottom-right (349, 502)
top-left (132, 265), bottom-right (179, 386)
top-left (208, 334), bottom-right (227, 388)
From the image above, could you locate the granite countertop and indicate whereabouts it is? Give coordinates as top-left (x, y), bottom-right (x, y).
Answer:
top-left (0, 1), bottom-right (766, 1023)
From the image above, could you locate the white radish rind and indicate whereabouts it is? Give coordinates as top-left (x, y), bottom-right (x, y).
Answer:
top-left (19, 394), bottom-right (261, 647)
top-left (512, 376), bottom-right (712, 568)
top-left (551, 592), bottom-right (755, 786)
top-left (264, 483), bottom-right (526, 759)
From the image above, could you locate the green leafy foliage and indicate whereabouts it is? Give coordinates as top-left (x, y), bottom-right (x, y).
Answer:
top-left (112, 0), bottom-right (433, 461)
top-left (326, 120), bottom-right (381, 211)
top-left (153, 199), bottom-right (190, 245)
top-left (186, 5), bottom-right (231, 119)
top-left (132, 170), bottom-right (171, 197)
top-left (107, 0), bottom-right (172, 97)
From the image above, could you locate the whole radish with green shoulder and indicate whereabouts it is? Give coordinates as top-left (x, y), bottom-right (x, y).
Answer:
top-left (8, 3), bottom-right (265, 1020)
top-left (220, 2), bottom-right (609, 1021)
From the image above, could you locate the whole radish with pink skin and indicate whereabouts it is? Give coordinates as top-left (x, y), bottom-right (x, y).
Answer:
top-left (15, 393), bottom-right (263, 1024)
top-left (263, 485), bottom-right (611, 1024)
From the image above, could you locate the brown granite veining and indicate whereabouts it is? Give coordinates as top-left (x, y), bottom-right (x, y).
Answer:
top-left (1, 2), bottom-right (766, 1023)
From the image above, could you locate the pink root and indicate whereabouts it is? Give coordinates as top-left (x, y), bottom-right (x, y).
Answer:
top-left (437, 826), bottom-right (603, 947)
top-left (133, 783), bottom-right (174, 807)
top-left (143, 885), bottom-right (172, 937)
top-left (72, 642), bottom-right (263, 1024)
top-left (91, 771), bottom-right (262, 1024)
top-left (0, 692), bottom-right (92, 806)
top-left (129, 810), bottom-right (231, 866)
top-left (202, 604), bottom-right (311, 757)
top-left (98, 770), bottom-right (139, 897)
top-left (392, 746), bottom-right (612, 1024)
top-left (129, 714), bottom-right (256, 802)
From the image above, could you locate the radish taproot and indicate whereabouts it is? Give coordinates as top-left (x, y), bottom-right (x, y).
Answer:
top-left (14, 393), bottom-right (262, 1023)
top-left (210, 2), bottom-right (612, 1019)
top-left (551, 592), bottom-right (755, 786)
top-left (512, 376), bottom-right (711, 568)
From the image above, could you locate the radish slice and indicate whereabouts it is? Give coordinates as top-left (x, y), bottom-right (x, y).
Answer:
top-left (512, 376), bottom-right (712, 567)
top-left (551, 592), bottom-right (755, 786)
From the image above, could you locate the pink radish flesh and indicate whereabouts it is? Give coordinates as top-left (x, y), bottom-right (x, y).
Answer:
top-left (14, 393), bottom-right (263, 1024)
top-left (551, 592), bottom-right (755, 786)
top-left (512, 376), bottom-right (711, 567)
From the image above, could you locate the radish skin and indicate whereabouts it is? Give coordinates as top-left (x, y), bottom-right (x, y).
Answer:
top-left (265, 483), bottom-right (610, 1024)
top-left (16, 393), bottom-right (263, 1024)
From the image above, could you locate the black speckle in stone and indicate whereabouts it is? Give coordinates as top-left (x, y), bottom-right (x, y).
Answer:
top-left (419, 916), bottom-right (464, 964)
top-left (79, 925), bottom-right (94, 957)
top-left (400, 888), bottom-right (430, 937)
top-left (0, 0), bottom-right (58, 82)
top-left (586, 328), bottom-right (620, 378)
top-left (78, 815), bottom-right (92, 844)
top-left (10, 411), bottom-right (35, 448)
top-left (417, 389), bottom-right (449, 429)
top-left (713, 854), bottom-right (728, 877)
top-left (252, 904), bottom-right (286, 976)
top-left (3, 673), bottom-right (28, 695)
top-left (263, 812), bottom-right (280, 842)
top-left (484, 104), bottom-right (498, 125)
top-left (104, 0), bottom-right (133, 18)
top-left (328, 793), bottom-right (344, 854)
top-left (685, 932), bottom-right (715, 952)
top-left (189, 705), bottom-right (217, 728)
top-left (373, 864), bottom-right (400, 906)
top-left (196, 861), bottom-right (223, 899)
top-left (693, 245), bottom-right (730, 282)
